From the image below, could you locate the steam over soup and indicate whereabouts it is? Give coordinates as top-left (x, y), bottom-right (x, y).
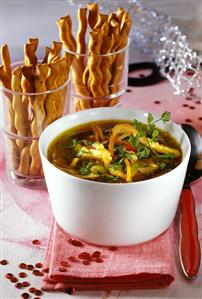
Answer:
top-left (48, 116), bottom-right (182, 183)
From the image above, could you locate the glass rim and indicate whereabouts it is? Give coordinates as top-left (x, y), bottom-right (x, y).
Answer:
top-left (63, 41), bottom-right (130, 57)
top-left (0, 60), bottom-right (71, 96)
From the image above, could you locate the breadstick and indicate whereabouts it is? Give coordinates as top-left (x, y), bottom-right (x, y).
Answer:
top-left (110, 15), bottom-right (132, 105)
top-left (43, 60), bottom-right (61, 127)
top-left (42, 47), bottom-right (51, 63)
top-left (54, 57), bottom-right (68, 118)
top-left (57, 15), bottom-right (77, 52)
top-left (29, 63), bottom-right (49, 176)
top-left (87, 3), bottom-right (99, 29)
top-left (24, 38), bottom-right (38, 70)
top-left (100, 34), bottom-right (114, 96)
top-left (11, 66), bottom-right (27, 149)
top-left (77, 8), bottom-right (87, 70)
top-left (17, 144), bottom-right (31, 176)
top-left (1, 44), bottom-right (12, 78)
top-left (47, 41), bottom-right (62, 63)
top-left (94, 13), bottom-right (108, 30)
top-left (87, 31), bottom-right (104, 103)
top-left (0, 66), bottom-right (20, 170)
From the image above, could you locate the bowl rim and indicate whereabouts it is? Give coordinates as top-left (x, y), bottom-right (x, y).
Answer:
top-left (39, 107), bottom-right (191, 186)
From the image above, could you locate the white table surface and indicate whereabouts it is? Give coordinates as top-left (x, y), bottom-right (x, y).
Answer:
top-left (1, 1), bottom-right (202, 298)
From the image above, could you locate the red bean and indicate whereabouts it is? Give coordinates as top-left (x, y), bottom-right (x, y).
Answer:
top-left (42, 268), bottom-right (49, 273)
top-left (35, 263), bottom-right (43, 269)
top-left (78, 252), bottom-right (92, 261)
top-left (15, 282), bottom-right (23, 289)
top-left (58, 267), bottom-right (67, 272)
top-left (34, 289), bottom-right (43, 296)
top-left (19, 263), bottom-right (27, 269)
top-left (60, 261), bottom-right (69, 267)
top-left (32, 269), bottom-right (43, 276)
top-left (68, 256), bottom-right (78, 263)
top-left (10, 277), bottom-right (18, 283)
top-left (92, 251), bottom-right (101, 258)
top-left (83, 260), bottom-right (91, 265)
top-left (18, 272), bottom-right (27, 278)
top-left (28, 287), bottom-right (36, 293)
top-left (94, 258), bottom-right (103, 263)
top-left (0, 259), bottom-right (8, 265)
top-left (5, 273), bottom-right (13, 279)
top-left (27, 265), bottom-right (34, 271)
top-left (22, 281), bottom-right (30, 287)
top-left (68, 238), bottom-right (83, 247)
top-left (21, 293), bottom-right (29, 298)
top-left (32, 239), bottom-right (41, 245)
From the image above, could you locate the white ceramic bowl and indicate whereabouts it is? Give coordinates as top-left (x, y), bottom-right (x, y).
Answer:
top-left (39, 107), bottom-right (190, 246)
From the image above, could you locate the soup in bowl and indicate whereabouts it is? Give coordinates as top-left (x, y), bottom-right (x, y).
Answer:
top-left (39, 108), bottom-right (190, 246)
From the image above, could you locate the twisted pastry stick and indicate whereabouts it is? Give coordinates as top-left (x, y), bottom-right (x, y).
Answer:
top-left (86, 31), bottom-right (104, 107)
top-left (24, 38), bottom-right (38, 70)
top-left (16, 66), bottom-right (36, 176)
top-left (43, 60), bottom-right (61, 127)
top-left (57, 15), bottom-right (77, 52)
top-left (100, 34), bottom-right (114, 97)
top-left (47, 41), bottom-right (62, 63)
top-left (0, 66), bottom-right (20, 170)
top-left (1, 44), bottom-right (12, 78)
top-left (11, 66), bottom-right (27, 149)
top-left (94, 13), bottom-right (108, 30)
top-left (57, 14), bottom-right (90, 109)
top-left (29, 63), bottom-right (49, 176)
top-left (54, 57), bottom-right (68, 119)
top-left (42, 47), bottom-right (51, 63)
top-left (87, 3), bottom-right (99, 30)
top-left (77, 8), bottom-right (87, 70)
top-left (110, 16), bottom-right (132, 105)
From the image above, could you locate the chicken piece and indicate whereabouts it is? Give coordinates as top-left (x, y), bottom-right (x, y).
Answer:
top-left (109, 124), bottom-right (138, 156)
top-left (78, 143), bottom-right (112, 166)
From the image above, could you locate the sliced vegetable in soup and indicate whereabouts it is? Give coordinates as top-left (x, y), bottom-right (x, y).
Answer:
top-left (47, 111), bottom-right (182, 183)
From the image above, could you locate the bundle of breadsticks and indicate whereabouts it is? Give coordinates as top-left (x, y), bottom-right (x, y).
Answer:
top-left (57, 3), bottom-right (132, 111)
top-left (0, 39), bottom-right (71, 178)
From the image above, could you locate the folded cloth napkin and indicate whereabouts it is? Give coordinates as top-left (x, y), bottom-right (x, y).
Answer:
top-left (42, 222), bottom-right (175, 292)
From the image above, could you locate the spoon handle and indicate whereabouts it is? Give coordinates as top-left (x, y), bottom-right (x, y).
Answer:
top-left (179, 188), bottom-right (201, 278)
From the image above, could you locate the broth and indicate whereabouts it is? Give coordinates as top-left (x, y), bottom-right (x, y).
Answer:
top-left (47, 119), bottom-right (182, 183)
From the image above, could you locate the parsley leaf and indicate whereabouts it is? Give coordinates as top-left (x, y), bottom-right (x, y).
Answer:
top-left (161, 111), bottom-right (171, 123)
top-left (147, 112), bottom-right (154, 124)
top-left (137, 147), bottom-right (150, 159)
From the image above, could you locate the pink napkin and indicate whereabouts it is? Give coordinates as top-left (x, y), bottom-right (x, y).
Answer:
top-left (42, 222), bottom-right (175, 291)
